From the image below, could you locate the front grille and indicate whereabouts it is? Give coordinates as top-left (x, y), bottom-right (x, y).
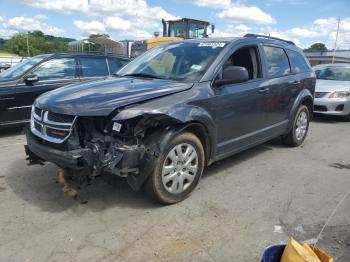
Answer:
top-left (314, 92), bottom-right (329, 98)
top-left (34, 107), bottom-right (42, 116)
top-left (46, 127), bottom-right (70, 140)
top-left (34, 121), bottom-right (42, 133)
top-left (314, 105), bottom-right (328, 112)
top-left (31, 106), bottom-right (76, 144)
top-left (48, 111), bottom-right (75, 123)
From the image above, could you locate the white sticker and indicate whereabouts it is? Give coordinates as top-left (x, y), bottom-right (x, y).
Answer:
top-left (198, 42), bottom-right (226, 48)
top-left (113, 122), bottom-right (122, 132)
top-left (191, 64), bottom-right (202, 70)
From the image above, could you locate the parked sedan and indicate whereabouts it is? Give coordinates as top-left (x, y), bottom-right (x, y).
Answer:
top-left (0, 53), bottom-right (130, 128)
top-left (313, 63), bottom-right (350, 120)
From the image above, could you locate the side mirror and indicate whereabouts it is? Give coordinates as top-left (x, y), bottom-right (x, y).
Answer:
top-left (24, 75), bottom-right (39, 85)
top-left (214, 66), bottom-right (249, 87)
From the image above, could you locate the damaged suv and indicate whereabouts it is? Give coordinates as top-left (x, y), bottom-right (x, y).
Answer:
top-left (25, 34), bottom-right (315, 204)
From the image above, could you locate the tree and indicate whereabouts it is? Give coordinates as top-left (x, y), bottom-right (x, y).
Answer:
top-left (89, 33), bottom-right (110, 39)
top-left (304, 43), bottom-right (328, 51)
top-left (2, 31), bottom-right (74, 57)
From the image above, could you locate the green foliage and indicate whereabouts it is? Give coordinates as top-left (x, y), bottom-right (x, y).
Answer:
top-left (0, 30), bottom-right (76, 57)
top-left (304, 43), bottom-right (328, 51)
top-left (89, 33), bottom-right (110, 39)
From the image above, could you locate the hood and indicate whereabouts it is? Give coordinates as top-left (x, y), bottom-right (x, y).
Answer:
top-left (35, 77), bottom-right (193, 116)
top-left (315, 79), bottom-right (350, 92)
top-left (0, 77), bottom-right (14, 84)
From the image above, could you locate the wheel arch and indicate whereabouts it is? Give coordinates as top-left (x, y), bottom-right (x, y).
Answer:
top-left (286, 89), bottom-right (314, 132)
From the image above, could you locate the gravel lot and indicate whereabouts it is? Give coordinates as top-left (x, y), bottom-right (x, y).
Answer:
top-left (0, 115), bottom-right (349, 262)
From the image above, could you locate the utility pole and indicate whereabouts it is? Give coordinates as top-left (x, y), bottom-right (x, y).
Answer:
top-left (26, 32), bottom-right (30, 57)
top-left (332, 18), bottom-right (341, 64)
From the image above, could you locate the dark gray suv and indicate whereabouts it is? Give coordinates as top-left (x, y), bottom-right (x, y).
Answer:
top-left (25, 34), bottom-right (315, 204)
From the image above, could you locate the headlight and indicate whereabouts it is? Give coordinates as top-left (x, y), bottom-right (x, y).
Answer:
top-left (328, 91), bottom-right (350, 98)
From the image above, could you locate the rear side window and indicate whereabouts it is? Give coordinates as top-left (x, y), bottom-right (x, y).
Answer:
top-left (287, 50), bottom-right (310, 73)
top-left (263, 46), bottom-right (291, 78)
top-left (80, 57), bottom-right (109, 77)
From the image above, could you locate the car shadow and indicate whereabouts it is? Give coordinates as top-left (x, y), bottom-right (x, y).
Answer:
top-left (0, 126), bottom-right (25, 138)
top-left (5, 138), bottom-right (284, 213)
top-left (202, 138), bottom-right (282, 179)
top-left (312, 113), bottom-right (347, 123)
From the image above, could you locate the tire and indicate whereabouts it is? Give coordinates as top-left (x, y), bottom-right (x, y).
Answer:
top-left (282, 105), bottom-right (310, 147)
top-left (146, 132), bottom-right (205, 204)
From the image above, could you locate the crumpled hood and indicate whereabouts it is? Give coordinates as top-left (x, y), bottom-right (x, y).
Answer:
top-left (315, 79), bottom-right (350, 92)
top-left (35, 77), bottom-right (193, 116)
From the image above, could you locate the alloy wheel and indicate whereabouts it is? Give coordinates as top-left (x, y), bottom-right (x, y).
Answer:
top-left (295, 111), bottom-right (308, 141)
top-left (161, 143), bottom-right (198, 194)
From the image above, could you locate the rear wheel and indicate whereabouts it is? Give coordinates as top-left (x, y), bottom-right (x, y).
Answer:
top-left (146, 132), bottom-right (204, 204)
top-left (282, 105), bottom-right (310, 147)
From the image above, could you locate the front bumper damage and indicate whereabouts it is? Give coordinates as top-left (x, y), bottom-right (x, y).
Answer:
top-left (24, 125), bottom-right (161, 193)
top-left (25, 130), bottom-right (93, 168)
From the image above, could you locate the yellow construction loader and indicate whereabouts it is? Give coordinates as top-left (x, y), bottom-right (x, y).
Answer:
top-left (131, 18), bottom-right (214, 57)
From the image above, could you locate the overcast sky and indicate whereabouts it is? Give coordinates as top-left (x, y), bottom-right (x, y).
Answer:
top-left (0, 0), bottom-right (349, 49)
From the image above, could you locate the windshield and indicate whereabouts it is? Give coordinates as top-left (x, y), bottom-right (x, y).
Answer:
top-left (314, 65), bottom-right (350, 81)
top-left (0, 56), bottom-right (46, 80)
top-left (117, 41), bottom-right (226, 82)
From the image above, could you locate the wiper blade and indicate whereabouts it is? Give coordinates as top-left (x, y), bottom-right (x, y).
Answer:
top-left (122, 73), bottom-right (164, 79)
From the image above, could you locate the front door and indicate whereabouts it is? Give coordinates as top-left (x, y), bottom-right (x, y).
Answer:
top-left (202, 45), bottom-right (270, 156)
top-left (14, 57), bottom-right (79, 121)
top-left (0, 80), bottom-right (19, 126)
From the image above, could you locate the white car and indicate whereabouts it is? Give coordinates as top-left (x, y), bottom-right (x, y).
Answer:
top-left (313, 63), bottom-right (350, 120)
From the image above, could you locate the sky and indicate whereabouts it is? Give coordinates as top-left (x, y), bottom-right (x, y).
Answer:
top-left (0, 0), bottom-right (350, 49)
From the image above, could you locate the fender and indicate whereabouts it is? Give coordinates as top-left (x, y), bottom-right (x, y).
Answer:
top-left (118, 105), bottom-right (218, 191)
top-left (113, 104), bottom-right (218, 163)
top-left (286, 88), bottom-right (314, 132)
top-left (126, 124), bottom-right (191, 191)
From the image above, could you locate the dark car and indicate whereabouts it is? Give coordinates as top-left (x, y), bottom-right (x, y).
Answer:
top-left (0, 53), bottom-right (130, 128)
top-left (25, 35), bottom-right (315, 204)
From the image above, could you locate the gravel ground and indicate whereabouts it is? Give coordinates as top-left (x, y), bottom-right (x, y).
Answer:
top-left (0, 115), bottom-right (349, 262)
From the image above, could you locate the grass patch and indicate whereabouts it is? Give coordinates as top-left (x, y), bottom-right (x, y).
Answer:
top-left (0, 51), bottom-right (17, 56)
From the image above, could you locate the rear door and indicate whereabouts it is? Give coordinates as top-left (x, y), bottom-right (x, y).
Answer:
top-left (78, 56), bottom-right (110, 81)
top-left (261, 45), bottom-right (295, 126)
top-left (286, 49), bottom-right (313, 102)
top-left (14, 56), bottom-right (79, 121)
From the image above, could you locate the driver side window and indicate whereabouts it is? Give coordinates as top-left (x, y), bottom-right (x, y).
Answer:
top-left (222, 46), bottom-right (261, 80)
top-left (31, 58), bottom-right (76, 80)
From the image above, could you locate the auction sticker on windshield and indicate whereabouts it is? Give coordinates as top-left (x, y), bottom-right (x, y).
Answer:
top-left (198, 42), bottom-right (226, 48)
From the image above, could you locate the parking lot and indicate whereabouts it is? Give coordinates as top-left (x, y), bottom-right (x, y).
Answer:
top-left (0, 115), bottom-right (349, 262)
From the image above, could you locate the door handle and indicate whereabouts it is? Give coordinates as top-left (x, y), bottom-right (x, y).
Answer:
top-left (290, 81), bottom-right (300, 85)
top-left (258, 87), bottom-right (269, 93)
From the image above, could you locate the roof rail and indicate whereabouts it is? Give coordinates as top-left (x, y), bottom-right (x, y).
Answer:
top-left (244, 33), bottom-right (295, 45)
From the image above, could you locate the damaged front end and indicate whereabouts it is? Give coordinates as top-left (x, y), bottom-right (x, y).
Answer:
top-left (25, 106), bottom-right (180, 195)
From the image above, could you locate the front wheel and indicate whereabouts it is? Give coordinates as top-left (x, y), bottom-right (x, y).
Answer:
top-left (146, 132), bottom-right (204, 204)
top-left (282, 105), bottom-right (310, 147)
